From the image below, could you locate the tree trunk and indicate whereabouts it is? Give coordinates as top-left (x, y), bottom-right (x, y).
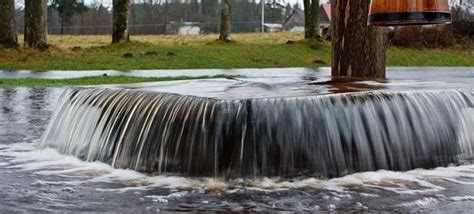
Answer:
top-left (112, 0), bottom-right (131, 43)
top-left (219, 0), bottom-right (232, 41)
top-left (331, 0), bottom-right (388, 79)
top-left (0, 0), bottom-right (18, 48)
top-left (24, 0), bottom-right (48, 50)
top-left (312, 0), bottom-right (321, 38)
top-left (303, 0), bottom-right (314, 39)
top-left (304, 0), bottom-right (321, 39)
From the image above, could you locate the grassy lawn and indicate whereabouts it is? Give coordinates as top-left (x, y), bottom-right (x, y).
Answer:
top-left (0, 32), bottom-right (472, 71)
top-left (0, 75), bottom-right (239, 87)
top-left (387, 47), bottom-right (474, 66)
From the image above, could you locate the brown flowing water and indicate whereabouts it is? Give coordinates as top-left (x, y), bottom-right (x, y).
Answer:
top-left (0, 68), bottom-right (473, 212)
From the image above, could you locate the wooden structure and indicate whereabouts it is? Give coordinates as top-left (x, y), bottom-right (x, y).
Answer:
top-left (369, 0), bottom-right (452, 26)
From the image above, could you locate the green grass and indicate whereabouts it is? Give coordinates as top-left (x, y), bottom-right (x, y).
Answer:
top-left (0, 75), bottom-right (240, 87)
top-left (0, 41), bottom-right (329, 71)
top-left (387, 47), bottom-right (474, 66)
top-left (0, 33), bottom-right (472, 71)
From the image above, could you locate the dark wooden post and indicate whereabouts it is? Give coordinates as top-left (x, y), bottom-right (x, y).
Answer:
top-left (219, 0), bottom-right (232, 41)
top-left (331, 0), bottom-right (388, 79)
top-left (0, 0), bottom-right (18, 48)
top-left (112, 0), bottom-right (131, 43)
top-left (24, 0), bottom-right (48, 50)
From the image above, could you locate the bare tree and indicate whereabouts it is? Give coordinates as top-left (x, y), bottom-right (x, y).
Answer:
top-left (25, 0), bottom-right (48, 50)
top-left (0, 0), bottom-right (18, 48)
top-left (219, 0), bottom-right (232, 41)
top-left (113, 0), bottom-right (131, 43)
top-left (331, 0), bottom-right (388, 79)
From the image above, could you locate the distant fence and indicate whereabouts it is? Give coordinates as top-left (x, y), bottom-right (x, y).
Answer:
top-left (15, 21), bottom-right (264, 35)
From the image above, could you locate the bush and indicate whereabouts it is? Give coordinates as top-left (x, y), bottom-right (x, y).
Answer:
top-left (451, 6), bottom-right (474, 39)
top-left (391, 25), bottom-right (457, 48)
top-left (452, 20), bottom-right (474, 38)
top-left (391, 6), bottom-right (474, 49)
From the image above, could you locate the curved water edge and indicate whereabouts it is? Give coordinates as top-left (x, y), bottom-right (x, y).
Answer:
top-left (0, 67), bottom-right (473, 85)
top-left (39, 87), bottom-right (474, 178)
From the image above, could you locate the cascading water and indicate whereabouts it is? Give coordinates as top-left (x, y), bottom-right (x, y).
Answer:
top-left (39, 85), bottom-right (474, 178)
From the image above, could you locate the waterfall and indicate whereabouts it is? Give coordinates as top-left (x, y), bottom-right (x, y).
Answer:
top-left (39, 87), bottom-right (474, 178)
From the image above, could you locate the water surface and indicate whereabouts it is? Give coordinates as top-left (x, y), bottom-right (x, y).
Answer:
top-left (0, 68), bottom-right (473, 212)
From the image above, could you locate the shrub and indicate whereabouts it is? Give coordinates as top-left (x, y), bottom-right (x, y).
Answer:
top-left (391, 6), bottom-right (474, 49)
top-left (391, 25), bottom-right (457, 48)
top-left (452, 20), bottom-right (474, 38)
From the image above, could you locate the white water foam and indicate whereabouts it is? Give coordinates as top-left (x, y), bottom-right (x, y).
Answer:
top-left (450, 196), bottom-right (474, 201)
top-left (144, 191), bottom-right (189, 204)
top-left (1, 142), bottom-right (474, 195)
top-left (398, 195), bottom-right (474, 208)
top-left (399, 197), bottom-right (440, 208)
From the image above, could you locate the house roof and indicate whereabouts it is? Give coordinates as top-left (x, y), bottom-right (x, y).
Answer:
top-left (284, 4), bottom-right (332, 27)
top-left (264, 23), bottom-right (283, 28)
top-left (321, 4), bottom-right (331, 22)
top-left (182, 22), bottom-right (200, 26)
top-left (294, 9), bottom-right (305, 21)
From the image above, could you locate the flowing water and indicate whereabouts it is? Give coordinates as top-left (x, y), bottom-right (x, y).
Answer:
top-left (1, 68), bottom-right (473, 212)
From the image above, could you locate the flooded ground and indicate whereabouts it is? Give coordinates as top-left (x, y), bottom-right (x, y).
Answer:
top-left (0, 67), bottom-right (473, 82)
top-left (0, 68), bottom-right (473, 212)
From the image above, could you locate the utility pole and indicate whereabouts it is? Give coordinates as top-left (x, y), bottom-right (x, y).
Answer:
top-left (261, 0), bottom-right (265, 32)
